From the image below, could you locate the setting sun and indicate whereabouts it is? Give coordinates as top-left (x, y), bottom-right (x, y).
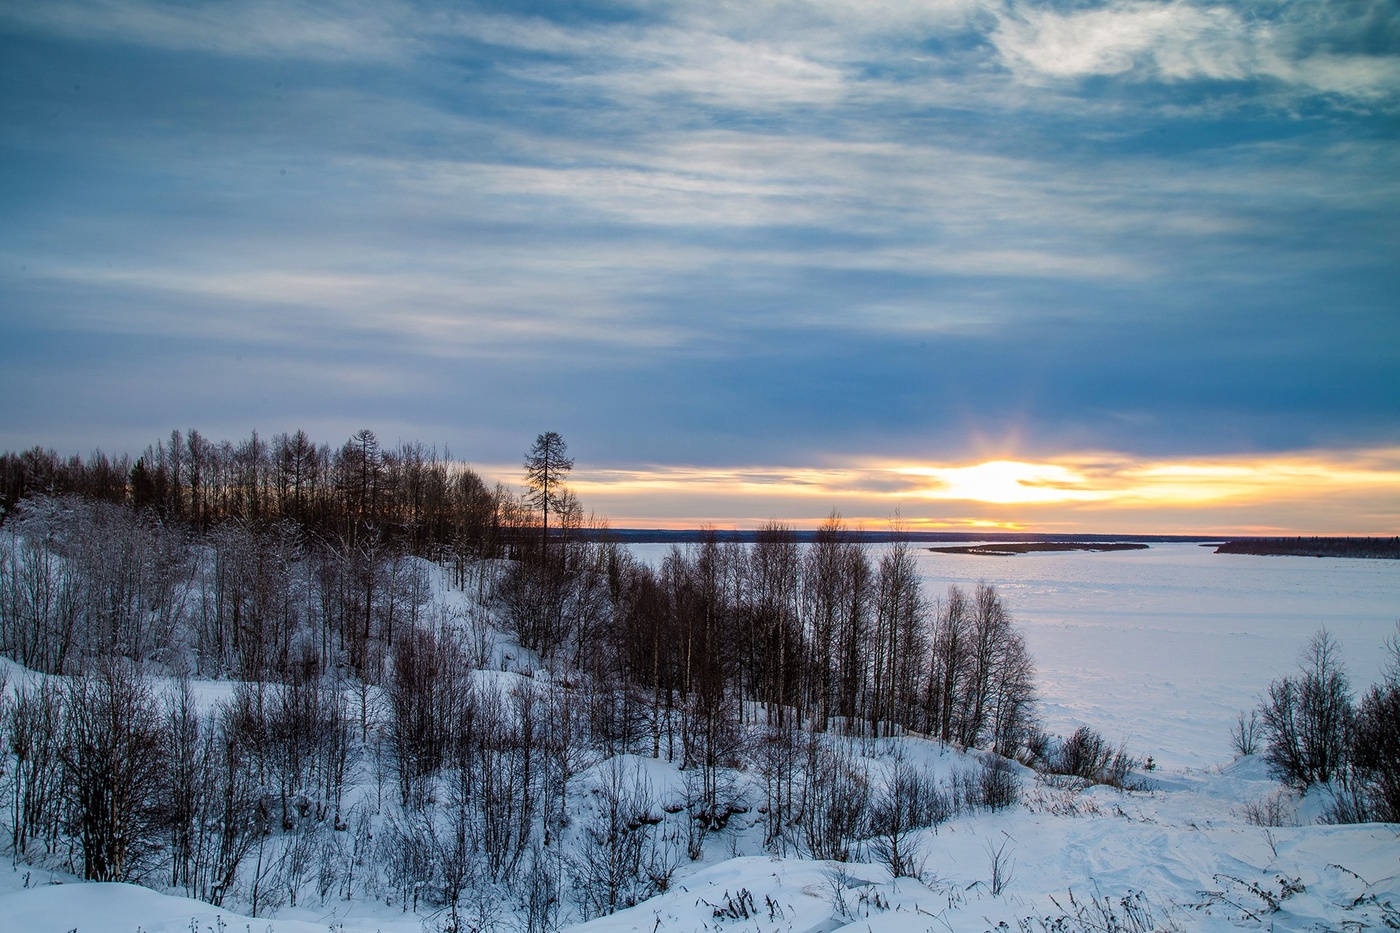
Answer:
top-left (895, 460), bottom-right (1103, 505)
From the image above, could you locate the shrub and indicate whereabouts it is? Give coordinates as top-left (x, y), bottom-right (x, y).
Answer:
top-left (1032, 726), bottom-right (1140, 789)
top-left (1344, 626), bottom-right (1400, 822)
top-left (979, 756), bottom-right (1021, 811)
top-left (1258, 629), bottom-right (1352, 789)
top-left (1240, 790), bottom-right (1297, 827)
top-left (867, 752), bottom-right (948, 878)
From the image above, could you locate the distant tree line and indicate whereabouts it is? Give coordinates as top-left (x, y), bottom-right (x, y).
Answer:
top-left (1215, 537), bottom-right (1400, 559)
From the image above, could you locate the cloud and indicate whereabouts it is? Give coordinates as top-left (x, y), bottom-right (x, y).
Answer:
top-left (994, 3), bottom-right (1262, 80)
top-left (991, 0), bottom-right (1400, 106)
top-left (0, 0), bottom-right (417, 61)
top-left (2, 0), bottom-right (1396, 502)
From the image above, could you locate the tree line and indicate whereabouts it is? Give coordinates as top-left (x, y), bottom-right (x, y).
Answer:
top-left (1, 428), bottom-right (523, 565)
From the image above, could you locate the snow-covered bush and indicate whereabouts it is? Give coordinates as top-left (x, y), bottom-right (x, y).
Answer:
top-left (569, 758), bottom-right (674, 920)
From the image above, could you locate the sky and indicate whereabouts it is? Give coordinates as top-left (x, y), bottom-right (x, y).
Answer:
top-left (1, 0), bottom-right (1398, 533)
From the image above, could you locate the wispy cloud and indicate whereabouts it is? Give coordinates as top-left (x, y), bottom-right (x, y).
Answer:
top-left (2, 0), bottom-right (1397, 523)
top-left (0, 0), bottom-right (420, 61)
top-left (992, 0), bottom-right (1400, 106)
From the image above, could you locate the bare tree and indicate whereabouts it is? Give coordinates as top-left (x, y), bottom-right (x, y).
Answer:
top-left (800, 737), bottom-right (869, 862)
top-left (926, 584), bottom-right (970, 744)
top-left (61, 659), bottom-right (168, 881)
top-left (1230, 709), bottom-right (1262, 757)
top-left (6, 678), bottom-right (65, 864)
top-left (1260, 628), bottom-right (1352, 788)
top-left (755, 717), bottom-right (804, 854)
top-left (0, 497), bottom-right (81, 673)
top-left (386, 623), bottom-right (462, 808)
top-left (871, 537), bottom-right (925, 737)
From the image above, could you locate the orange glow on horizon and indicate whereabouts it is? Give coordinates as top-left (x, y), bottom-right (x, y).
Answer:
top-left (474, 446), bottom-right (1400, 535)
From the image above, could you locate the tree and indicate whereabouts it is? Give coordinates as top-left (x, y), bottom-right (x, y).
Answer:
top-left (523, 432), bottom-right (574, 555)
top-left (62, 659), bottom-right (168, 882)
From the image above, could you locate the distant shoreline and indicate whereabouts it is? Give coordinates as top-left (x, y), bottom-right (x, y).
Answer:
top-left (592, 530), bottom-right (1219, 545)
top-left (926, 542), bottom-right (1151, 556)
top-left (583, 531), bottom-right (1399, 559)
top-left (1214, 537), bottom-right (1400, 559)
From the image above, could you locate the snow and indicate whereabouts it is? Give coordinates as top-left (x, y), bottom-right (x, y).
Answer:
top-left (563, 753), bottom-right (1400, 933)
top-left (7, 731), bottom-right (1395, 932)
top-left (0, 878), bottom-right (335, 933)
top-left (4, 544), bottom-right (1398, 933)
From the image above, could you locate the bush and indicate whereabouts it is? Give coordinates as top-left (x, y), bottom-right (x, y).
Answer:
top-left (1032, 726), bottom-right (1140, 789)
top-left (800, 739), bottom-right (870, 862)
top-left (1258, 629), bottom-right (1352, 789)
top-left (867, 752), bottom-right (948, 878)
top-left (1240, 789), bottom-right (1297, 827)
top-left (979, 756), bottom-right (1021, 811)
top-left (1344, 627), bottom-right (1400, 818)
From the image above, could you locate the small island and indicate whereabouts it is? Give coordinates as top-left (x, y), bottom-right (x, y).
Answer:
top-left (927, 541), bottom-right (1151, 556)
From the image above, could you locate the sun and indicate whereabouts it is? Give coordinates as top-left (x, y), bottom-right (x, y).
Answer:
top-left (897, 460), bottom-right (1103, 505)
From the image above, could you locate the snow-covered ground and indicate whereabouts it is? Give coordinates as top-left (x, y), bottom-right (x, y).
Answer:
top-left (4, 741), bottom-right (1396, 933)
top-left (2, 545), bottom-right (1397, 932)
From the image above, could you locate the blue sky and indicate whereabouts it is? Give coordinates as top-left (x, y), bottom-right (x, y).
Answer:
top-left (2, 0), bottom-right (1398, 530)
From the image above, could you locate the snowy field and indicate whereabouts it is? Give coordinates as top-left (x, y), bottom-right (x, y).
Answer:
top-left (2, 543), bottom-right (1397, 933)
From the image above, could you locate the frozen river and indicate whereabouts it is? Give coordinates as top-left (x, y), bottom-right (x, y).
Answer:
top-left (627, 541), bottom-right (1400, 770)
top-left (913, 542), bottom-right (1399, 769)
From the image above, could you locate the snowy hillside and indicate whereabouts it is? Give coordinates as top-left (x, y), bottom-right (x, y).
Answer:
top-left (1, 527), bottom-right (1396, 933)
top-left (1, 741), bottom-right (1397, 932)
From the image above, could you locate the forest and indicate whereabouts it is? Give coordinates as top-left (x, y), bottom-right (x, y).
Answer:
top-left (0, 429), bottom-right (1396, 932)
top-left (1214, 537), bottom-right (1400, 559)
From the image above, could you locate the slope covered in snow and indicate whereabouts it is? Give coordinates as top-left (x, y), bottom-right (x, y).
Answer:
top-left (1, 544), bottom-right (1396, 932)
